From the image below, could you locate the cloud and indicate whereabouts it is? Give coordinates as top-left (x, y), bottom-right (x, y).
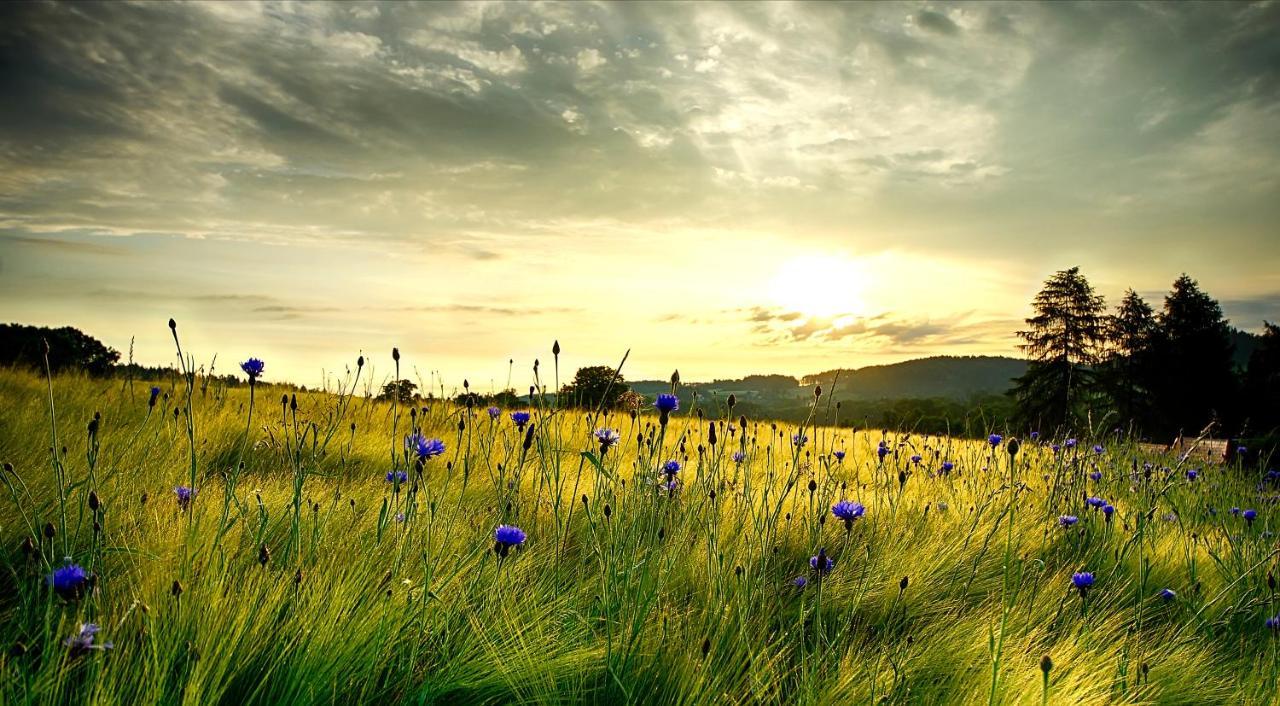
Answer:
top-left (915, 10), bottom-right (960, 36)
top-left (745, 307), bottom-right (1019, 350)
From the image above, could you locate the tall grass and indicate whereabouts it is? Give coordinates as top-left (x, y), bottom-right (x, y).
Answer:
top-left (0, 353), bottom-right (1276, 704)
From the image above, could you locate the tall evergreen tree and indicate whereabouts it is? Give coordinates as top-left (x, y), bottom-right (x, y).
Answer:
top-left (1011, 267), bottom-right (1108, 432)
top-left (1150, 274), bottom-right (1236, 437)
top-left (1102, 290), bottom-right (1159, 431)
top-left (1242, 322), bottom-right (1279, 435)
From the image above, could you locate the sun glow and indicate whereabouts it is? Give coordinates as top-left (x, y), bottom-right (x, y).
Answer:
top-left (767, 255), bottom-right (873, 319)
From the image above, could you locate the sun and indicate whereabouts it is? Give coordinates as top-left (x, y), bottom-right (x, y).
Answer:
top-left (767, 255), bottom-right (871, 319)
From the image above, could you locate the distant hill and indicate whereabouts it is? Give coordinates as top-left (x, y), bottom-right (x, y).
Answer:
top-left (801, 356), bottom-right (1027, 400)
top-left (632, 355), bottom-right (1028, 404)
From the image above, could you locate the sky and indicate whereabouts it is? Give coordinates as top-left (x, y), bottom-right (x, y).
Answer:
top-left (1, 1), bottom-right (1278, 391)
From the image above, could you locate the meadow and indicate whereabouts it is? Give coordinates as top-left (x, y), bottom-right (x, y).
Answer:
top-left (0, 348), bottom-right (1277, 705)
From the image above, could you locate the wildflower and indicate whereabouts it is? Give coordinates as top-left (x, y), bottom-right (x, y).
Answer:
top-left (877, 442), bottom-right (890, 461)
top-left (1238, 446), bottom-right (1248, 456)
top-left (494, 524), bottom-right (527, 558)
top-left (910, 454), bottom-right (922, 465)
top-left (662, 460), bottom-right (681, 477)
top-left (175, 485), bottom-right (196, 511)
top-left (63, 623), bottom-right (111, 656)
top-left (940, 461), bottom-right (954, 474)
top-left (1030, 431), bottom-right (1040, 441)
top-left (1159, 588), bottom-right (1176, 601)
top-left (1072, 571), bottom-right (1094, 597)
top-left (511, 411), bottom-right (531, 429)
top-left (810, 548), bottom-right (835, 576)
top-left (792, 433), bottom-right (808, 448)
top-left (1102, 504), bottom-right (1115, 521)
top-left (659, 478), bottom-right (679, 494)
top-left (1086, 496), bottom-right (1106, 508)
top-left (1268, 615), bottom-right (1280, 631)
top-left (833, 450), bottom-right (846, 462)
top-left (1186, 469), bottom-right (1199, 481)
top-left (832, 500), bottom-right (866, 531)
top-left (385, 470), bottom-right (407, 484)
top-left (792, 576), bottom-right (808, 590)
top-left (1059, 515), bottom-right (1079, 528)
top-left (1089, 471), bottom-right (1102, 481)
top-left (1244, 509), bottom-right (1258, 524)
top-left (1065, 438), bottom-right (1078, 449)
top-left (654, 394), bottom-right (679, 425)
top-left (732, 451), bottom-right (746, 464)
top-left (405, 433), bottom-right (445, 461)
top-left (47, 562), bottom-right (89, 600)
top-left (1051, 444), bottom-right (1062, 453)
top-left (988, 434), bottom-right (1003, 447)
top-left (1231, 507), bottom-right (1241, 516)
top-left (487, 406), bottom-right (500, 420)
top-left (240, 358), bottom-right (266, 381)
top-left (1093, 445), bottom-right (1104, 455)
top-left (594, 428), bottom-right (620, 453)
top-left (148, 386), bottom-right (161, 408)
top-left (394, 512), bottom-right (405, 523)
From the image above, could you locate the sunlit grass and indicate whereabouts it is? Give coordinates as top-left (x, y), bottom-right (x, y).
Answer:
top-left (0, 362), bottom-right (1276, 705)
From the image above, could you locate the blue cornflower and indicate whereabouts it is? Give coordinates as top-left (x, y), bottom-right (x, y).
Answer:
top-left (148, 386), bottom-right (161, 408)
top-left (1030, 431), bottom-right (1040, 441)
top-left (910, 454), bottom-right (922, 465)
top-left (1267, 615), bottom-right (1280, 631)
top-left (385, 470), bottom-right (407, 484)
top-left (1089, 471), bottom-right (1102, 481)
top-left (877, 442), bottom-right (890, 461)
top-left (1238, 446), bottom-right (1248, 456)
top-left (1244, 509), bottom-right (1258, 524)
top-left (240, 358), bottom-right (265, 380)
top-left (405, 433), bottom-right (445, 461)
top-left (1086, 496), bottom-right (1106, 508)
top-left (662, 460), bottom-right (681, 477)
top-left (1065, 438), bottom-right (1078, 449)
top-left (732, 451), bottom-right (746, 464)
top-left (1072, 571), bottom-right (1094, 596)
top-left (654, 394), bottom-right (680, 414)
top-left (940, 461), bottom-right (954, 474)
top-left (792, 576), bottom-right (808, 590)
top-left (175, 485), bottom-right (196, 510)
top-left (1186, 469), bottom-right (1199, 481)
top-left (1231, 507), bottom-right (1241, 516)
top-left (1102, 504), bottom-right (1115, 521)
top-left (792, 433), bottom-right (808, 448)
top-left (659, 478), bottom-right (679, 494)
top-left (988, 434), bottom-right (1003, 447)
top-left (594, 428), bottom-right (620, 452)
top-left (833, 450), bottom-right (846, 462)
top-left (487, 406), bottom-right (501, 420)
top-left (1159, 588), bottom-right (1176, 601)
top-left (810, 549), bottom-right (835, 576)
top-left (63, 623), bottom-right (111, 656)
top-left (511, 411), bottom-right (531, 429)
top-left (47, 562), bottom-right (89, 600)
top-left (1093, 445), bottom-right (1104, 455)
top-left (494, 524), bottom-right (526, 558)
top-left (1059, 515), bottom-right (1079, 528)
top-left (1051, 444), bottom-right (1062, 453)
top-left (832, 500), bottom-right (866, 522)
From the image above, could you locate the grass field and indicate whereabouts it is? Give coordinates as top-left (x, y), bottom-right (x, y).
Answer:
top-left (1, 357), bottom-right (1277, 705)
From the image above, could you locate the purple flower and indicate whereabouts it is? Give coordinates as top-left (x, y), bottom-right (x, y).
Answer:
top-left (1086, 497), bottom-right (1106, 508)
top-left (148, 386), bottom-right (161, 408)
top-left (910, 454), bottom-right (922, 465)
top-left (1159, 588), bottom-right (1176, 601)
top-left (1089, 471), bottom-right (1102, 481)
top-left (877, 442), bottom-right (890, 461)
top-left (175, 485), bottom-right (196, 510)
top-left (732, 451), bottom-right (746, 464)
top-left (832, 501), bottom-right (866, 530)
top-left (487, 406), bottom-right (501, 420)
top-left (1030, 431), bottom-right (1040, 440)
top-left (1244, 509), bottom-right (1258, 524)
top-left (792, 576), bottom-right (808, 589)
top-left (46, 562), bottom-right (89, 600)
top-left (833, 450), bottom-right (846, 462)
top-left (792, 433), bottom-right (808, 448)
top-left (1065, 438), bottom-right (1078, 449)
top-left (1102, 504), bottom-right (1115, 521)
top-left (240, 358), bottom-right (265, 380)
top-left (1231, 507), bottom-right (1241, 516)
top-left (1059, 515), bottom-right (1079, 528)
top-left (988, 434), bottom-right (1003, 447)
top-left (511, 411), bottom-right (531, 429)
top-left (940, 461), bottom-right (954, 474)
top-left (662, 460), bottom-right (681, 477)
top-left (385, 470), bottom-right (407, 484)
top-left (810, 548), bottom-right (835, 576)
top-left (654, 394), bottom-right (680, 414)
top-left (1093, 445), bottom-right (1104, 455)
top-left (405, 433), bottom-right (445, 461)
top-left (1072, 571), bottom-right (1094, 597)
top-left (63, 623), bottom-right (111, 656)
top-left (1268, 615), bottom-right (1280, 631)
top-left (1186, 469), bottom-right (1199, 481)
top-left (1051, 444), bottom-right (1062, 453)
top-left (494, 524), bottom-right (527, 558)
top-left (594, 428), bottom-right (620, 451)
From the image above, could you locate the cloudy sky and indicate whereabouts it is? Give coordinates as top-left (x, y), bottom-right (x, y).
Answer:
top-left (2, 1), bottom-right (1278, 389)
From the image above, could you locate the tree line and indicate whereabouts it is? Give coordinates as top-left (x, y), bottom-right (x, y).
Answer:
top-left (1011, 268), bottom-right (1278, 446)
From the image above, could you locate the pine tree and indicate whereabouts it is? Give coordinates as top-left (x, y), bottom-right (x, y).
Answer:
top-left (1243, 322), bottom-right (1279, 435)
top-left (1011, 267), bottom-right (1108, 432)
top-left (1150, 274), bottom-right (1236, 437)
top-left (1102, 290), bottom-right (1159, 432)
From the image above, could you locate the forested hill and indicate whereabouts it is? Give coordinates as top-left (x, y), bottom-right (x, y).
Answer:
top-left (631, 356), bottom-right (1027, 402)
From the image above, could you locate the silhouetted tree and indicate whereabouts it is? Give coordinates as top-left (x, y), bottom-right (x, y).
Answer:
top-left (1101, 290), bottom-right (1159, 431)
top-left (1011, 267), bottom-right (1107, 432)
top-left (560, 366), bottom-right (629, 409)
top-left (1243, 322), bottom-right (1279, 435)
top-left (1150, 274), bottom-right (1236, 437)
top-left (378, 379), bottom-right (418, 403)
top-left (0, 323), bottom-right (120, 375)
